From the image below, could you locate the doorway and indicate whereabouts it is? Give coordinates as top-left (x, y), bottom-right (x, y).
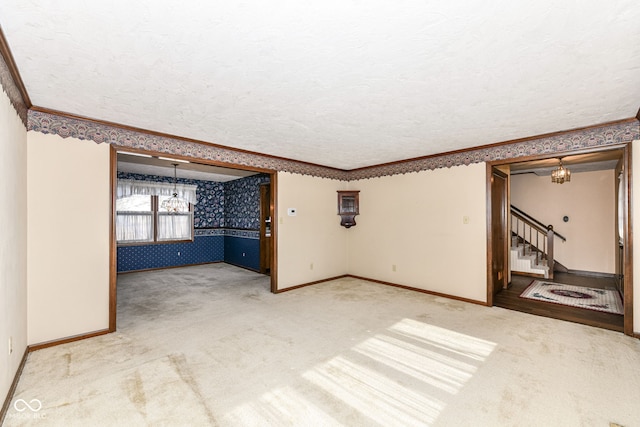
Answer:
top-left (259, 184), bottom-right (272, 275)
top-left (487, 145), bottom-right (633, 335)
top-left (110, 148), bottom-right (277, 332)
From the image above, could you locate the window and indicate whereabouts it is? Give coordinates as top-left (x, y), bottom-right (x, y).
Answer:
top-left (116, 195), bottom-right (154, 243)
top-left (116, 178), bottom-right (197, 244)
top-left (117, 195), bottom-right (193, 244)
top-left (158, 195), bottom-right (193, 241)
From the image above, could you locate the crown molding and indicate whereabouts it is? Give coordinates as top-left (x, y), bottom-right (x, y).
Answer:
top-left (28, 108), bottom-right (350, 180)
top-left (348, 118), bottom-right (640, 180)
top-left (27, 108), bottom-right (639, 181)
top-left (30, 106), bottom-right (346, 173)
top-left (0, 25), bottom-right (30, 125)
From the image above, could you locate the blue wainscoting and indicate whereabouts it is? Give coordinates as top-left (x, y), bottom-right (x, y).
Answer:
top-left (117, 229), bottom-right (261, 273)
top-left (224, 230), bottom-right (260, 271)
top-left (117, 235), bottom-right (224, 272)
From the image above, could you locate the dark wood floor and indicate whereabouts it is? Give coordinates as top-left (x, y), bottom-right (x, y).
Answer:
top-left (494, 272), bottom-right (624, 332)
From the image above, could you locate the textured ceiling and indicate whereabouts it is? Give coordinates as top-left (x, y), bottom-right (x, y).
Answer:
top-left (1, 1), bottom-right (639, 169)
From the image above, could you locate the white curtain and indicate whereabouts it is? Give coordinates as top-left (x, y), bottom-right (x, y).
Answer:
top-left (158, 213), bottom-right (193, 241)
top-left (116, 212), bottom-right (153, 242)
top-left (117, 179), bottom-right (198, 205)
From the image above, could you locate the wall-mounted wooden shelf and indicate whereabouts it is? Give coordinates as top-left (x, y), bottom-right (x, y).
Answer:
top-left (337, 190), bottom-right (359, 228)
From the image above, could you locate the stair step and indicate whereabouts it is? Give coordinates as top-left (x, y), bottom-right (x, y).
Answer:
top-left (510, 246), bottom-right (550, 279)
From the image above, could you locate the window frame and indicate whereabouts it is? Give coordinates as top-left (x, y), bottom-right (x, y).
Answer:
top-left (116, 195), bottom-right (194, 246)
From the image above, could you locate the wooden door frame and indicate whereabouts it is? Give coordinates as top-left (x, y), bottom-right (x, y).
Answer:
top-left (109, 146), bottom-right (279, 331)
top-left (486, 143), bottom-right (634, 336)
top-left (259, 183), bottom-right (271, 274)
top-left (487, 167), bottom-right (509, 305)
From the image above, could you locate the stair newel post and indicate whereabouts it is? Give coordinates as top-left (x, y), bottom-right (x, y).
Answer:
top-left (547, 225), bottom-right (555, 280)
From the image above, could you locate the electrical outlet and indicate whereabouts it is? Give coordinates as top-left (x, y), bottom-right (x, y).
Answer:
top-left (8, 337), bottom-right (13, 355)
top-left (463, 216), bottom-right (470, 224)
top-left (310, 262), bottom-right (314, 270)
top-left (392, 264), bottom-right (397, 272)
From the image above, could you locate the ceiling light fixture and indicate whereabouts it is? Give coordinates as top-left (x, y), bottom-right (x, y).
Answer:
top-left (161, 164), bottom-right (189, 213)
top-left (119, 151), bottom-right (152, 158)
top-left (158, 156), bottom-right (189, 163)
top-left (551, 158), bottom-right (571, 184)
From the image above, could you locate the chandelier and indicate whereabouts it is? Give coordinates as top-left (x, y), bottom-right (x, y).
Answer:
top-left (161, 163), bottom-right (189, 213)
top-left (551, 159), bottom-right (571, 184)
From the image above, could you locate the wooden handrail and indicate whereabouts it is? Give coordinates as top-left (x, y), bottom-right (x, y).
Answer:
top-left (511, 205), bottom-right (567, 242)
top-left (512, 210), bottom-right (548, 235)
top-left (511, 207), bottom-right (559, 279)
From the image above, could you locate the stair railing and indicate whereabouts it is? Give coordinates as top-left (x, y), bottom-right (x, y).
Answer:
top-left (511, 205), bottom-right (566, 279)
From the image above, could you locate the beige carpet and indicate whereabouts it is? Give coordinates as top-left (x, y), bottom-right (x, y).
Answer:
top-left (4, 264), bottom-right (640, 426)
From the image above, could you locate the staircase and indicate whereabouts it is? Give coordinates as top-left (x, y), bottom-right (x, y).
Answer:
top-left (510, 236), bottom-right (550, 278)
top-left (510, 206), bottom-right (566, 280)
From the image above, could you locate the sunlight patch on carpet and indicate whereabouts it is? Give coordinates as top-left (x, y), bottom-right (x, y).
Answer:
top-left (389, 318), bottom-right (496, 361)
top-left (304, 355), bottom-right (445, 426)
top-left (301, 319), bottom-right (496, 426)
top-left (353, 334), bottom-right (476, 394)
top-left (222, 386), bottom-right (340, 426)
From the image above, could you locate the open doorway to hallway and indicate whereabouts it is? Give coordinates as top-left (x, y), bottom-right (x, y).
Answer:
top-left (496, 273), bottom-right (623, 332)
top-left (488, 146), bottom-right (632, 334)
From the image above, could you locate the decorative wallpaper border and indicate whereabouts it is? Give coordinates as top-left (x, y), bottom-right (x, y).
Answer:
top-left (224, 229), bottom-right (260, 240)
top-left (0, 48), bottom-right (27, 126)
top-left (27, 110), bottom-right (639, 181)
top-left (349, 120), bottom-right (640, 180)
top-left (195, 228), bottom-right (260, 239)
top-left (194, 228), bottom-right (225, 237)
top-left (28, 110), bottom-right (350, 180)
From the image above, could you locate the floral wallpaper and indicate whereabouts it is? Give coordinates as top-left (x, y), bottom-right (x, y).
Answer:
top-left (117, 172), bottom-right (225, 228)
top-left (224, 174), bottom-right (271, 229)
top-left (117, 172), bottom-right (270, 230)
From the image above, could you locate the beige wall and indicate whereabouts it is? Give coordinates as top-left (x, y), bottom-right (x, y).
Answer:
top-left (347, 163), bottom-right (488, 302)
top-left (0, 91), bottom-right (27, 401)
top-left (27, 132), bottom-right (111, 344)
top-left (276, 172), bottom-right (349, 290)
top-left (511, 169), bottom-right (616, 274)
top-left (16, 132), bottom-right (640, 347)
